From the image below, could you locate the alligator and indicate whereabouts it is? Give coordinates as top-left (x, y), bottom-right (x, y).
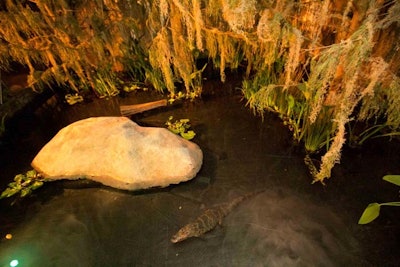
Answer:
top-left (170, 190), bottom-right (264, 243)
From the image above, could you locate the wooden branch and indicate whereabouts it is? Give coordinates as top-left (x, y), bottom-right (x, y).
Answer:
top-left (120, 99), bottom-right (168, 116)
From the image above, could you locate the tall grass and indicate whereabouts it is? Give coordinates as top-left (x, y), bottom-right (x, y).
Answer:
top-left (0, 0), bottom-right (399, 182)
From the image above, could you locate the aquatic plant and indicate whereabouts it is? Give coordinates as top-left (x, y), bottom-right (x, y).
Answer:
top-left (0, 170), bottom-right (45, 201)
top-left (1, 0), bottom-right (399, 182)
top-left (123, 82), bottom-right (148, 93)
top-left (65, 93), bottom-right (83, 105)
top-left (358, 175), bottom-right (400, 224)
top-left (165, 116), bottom-right (196, 140)
top-left (168, 91), bottom-right (186, 105)
top-left (348, 123), bottom-right (400, 147)
top-left (242, 1), bottom-right (400, 183)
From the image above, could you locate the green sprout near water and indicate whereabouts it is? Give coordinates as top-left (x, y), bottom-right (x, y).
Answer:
top-left (358, 175), bottom-right (400, 224)
top-left (0, 170), bottom-right (45, 200)
top-left (165, 116), bottom-right (196, 140)
top-left (65, 93), bottom-right (84, 105)
top-left (167, 91), bottom-right (186, 104)
top-left (123, 82), bottom-right (148, 93)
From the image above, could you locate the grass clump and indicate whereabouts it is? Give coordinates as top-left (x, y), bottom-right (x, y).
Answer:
top-left (1, 0), bottom-right (400, 183)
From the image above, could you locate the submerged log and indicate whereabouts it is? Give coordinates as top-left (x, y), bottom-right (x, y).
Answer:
top-left (120, 99), bottom-right (167, 116)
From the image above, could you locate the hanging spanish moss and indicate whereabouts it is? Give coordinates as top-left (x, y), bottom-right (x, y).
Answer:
top-left (0, 0), bottom-right (399, 182)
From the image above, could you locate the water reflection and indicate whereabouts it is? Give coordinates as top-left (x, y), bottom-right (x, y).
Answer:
top-left (0, 186), bottom-right (361, 266)
top-left (0, 92), bottom-right (397, 266)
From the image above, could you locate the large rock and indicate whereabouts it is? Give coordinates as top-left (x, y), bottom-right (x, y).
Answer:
top-left (31, 117), bottom-right (203, 190)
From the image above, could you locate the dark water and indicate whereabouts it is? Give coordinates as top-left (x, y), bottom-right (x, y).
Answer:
top-left (0, 89), bottom-right (399, 266)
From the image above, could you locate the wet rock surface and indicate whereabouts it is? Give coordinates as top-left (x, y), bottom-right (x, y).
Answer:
top-left (31, 116), bottom-right (203, 190)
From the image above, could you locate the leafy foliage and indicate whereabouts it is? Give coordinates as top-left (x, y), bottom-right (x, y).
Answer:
top-left (1, 0), bottom-right (400, 182)
top-left (359, 175), bottom-right (400, 224)
top-left (0, 0), bottom-right (150, 96)
top-left (0, 170), bottom-right (45, 201)
top-left (383, 175), bottom-right (400, 187)
top-left (165, 116), bottom-right (196, 140)
top-left (241, 0), bottom-right (400, 183)
top-left (65, 93), bottom-right (83, 105)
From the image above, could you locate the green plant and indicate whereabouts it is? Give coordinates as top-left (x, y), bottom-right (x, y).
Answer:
top-left (1, 0), bottom-right (399, 184)
top-left (65, 93), bottom-right (84, 105)
top-left (93, 72), bottom-right (120, 98)
top-left (358, 175), bottom-right (400, 224)
top-left (348, 123), bottom-right (400, 147)
top-left (0, 170), bottom-right (45, 202)
top-left (123, 82), bottom-right (148, 93)
top-left (167, 91), bottom-right (186, 104)
top-left (165, 116), bottom-right (196, 140)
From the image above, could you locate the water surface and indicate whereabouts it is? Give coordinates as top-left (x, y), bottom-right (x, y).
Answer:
top-left (0, 91), bottom-right (399, 266)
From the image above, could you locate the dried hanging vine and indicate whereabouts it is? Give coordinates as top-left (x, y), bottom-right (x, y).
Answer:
top-left (0, 0), bottom-right (147, 97)
top-left (1, 0), bottom-right (400, 183)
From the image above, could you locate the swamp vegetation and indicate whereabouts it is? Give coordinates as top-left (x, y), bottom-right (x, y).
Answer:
top-left (0, 0), bottom-right (400, 183)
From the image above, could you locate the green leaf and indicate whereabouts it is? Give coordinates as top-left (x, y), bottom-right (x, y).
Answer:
top-left (1, 169), bottom-right (46, 200)
top-left (358, 203), bottom-right (381, 224)
top-left (20, 187), bottom-right (31, 197)
top-left (166, 117), bottom-right (196, 139)
top-left (26, 169), bottom-right (37, 178)
top-left (180, 119), bottom-right (190, 124)
top-left (180, 130), bottom-right (196, 140)
top-left (382, 175), bottom-right (400, 187)
top-left (168, 127), bottom-right (181, 134)
top-left (31, 180), bottom-right (44, 190)
top-left (0, 188), bottom-right (20, 199)
top-left (14, 174), bottom-right (24, 183)
top-left (287, 95), bottom-right (295, 109)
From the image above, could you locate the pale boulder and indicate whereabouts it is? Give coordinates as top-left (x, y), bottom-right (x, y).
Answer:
top-left (31, 117), bottom-right (203, 190)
